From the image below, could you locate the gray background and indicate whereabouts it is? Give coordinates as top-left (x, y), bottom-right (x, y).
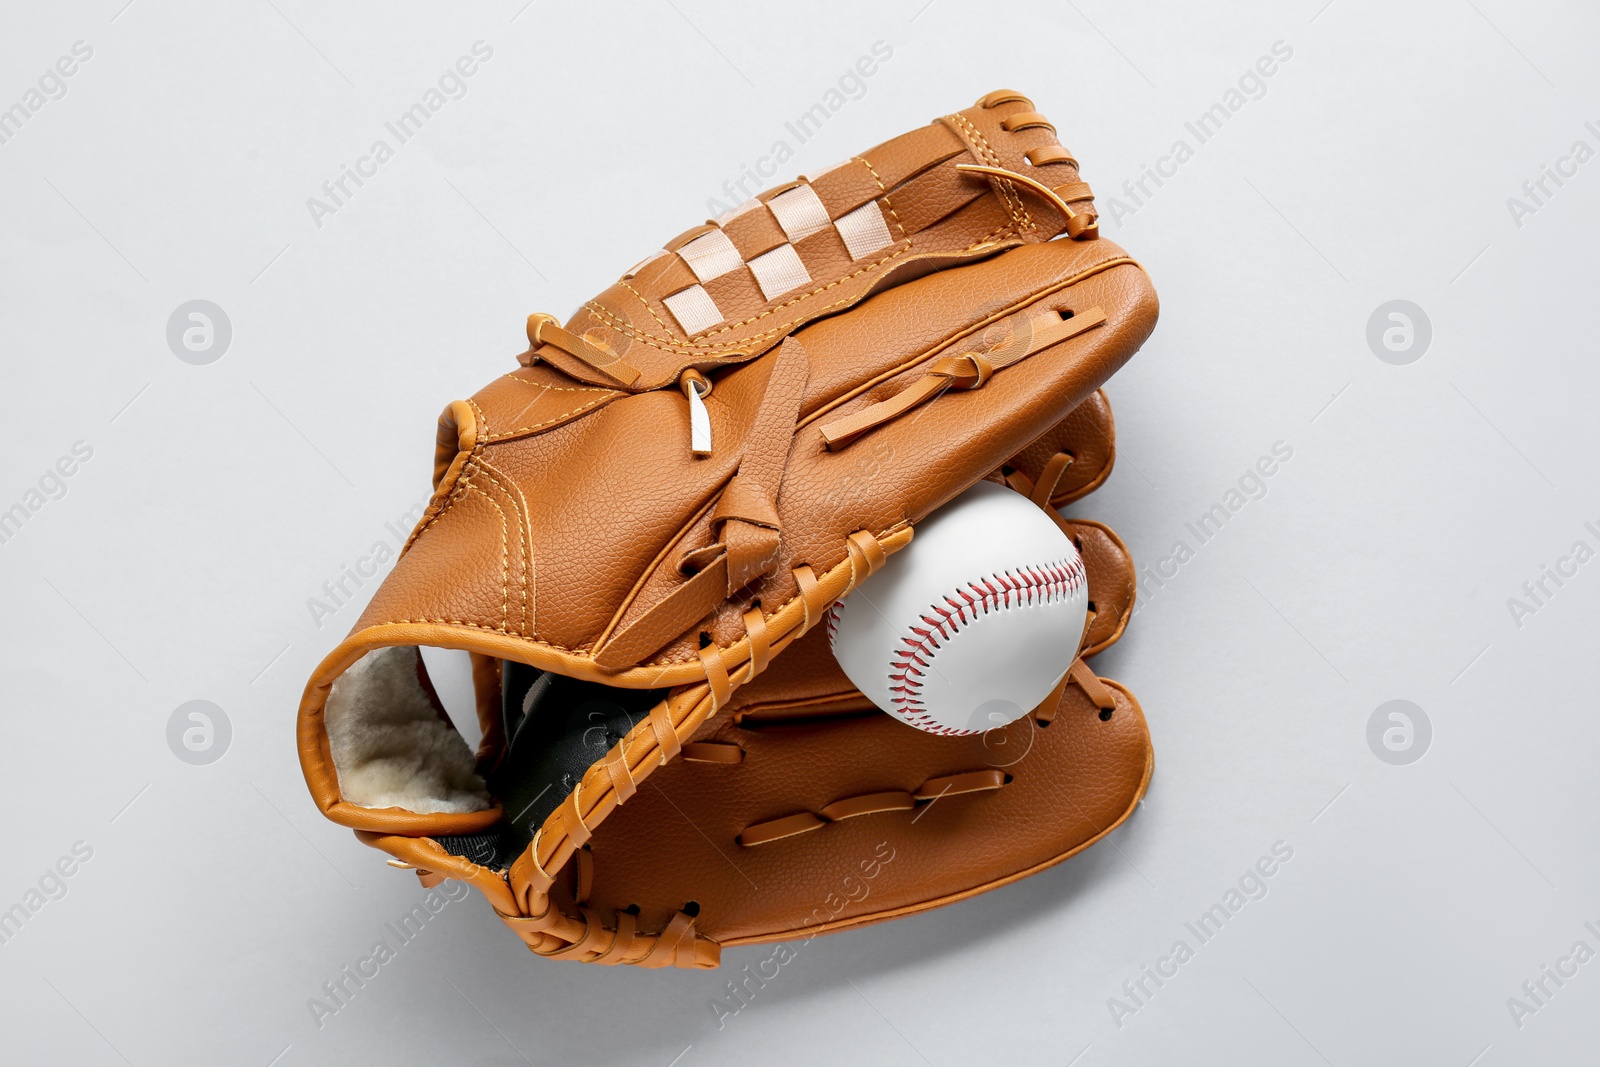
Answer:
top-left (2, 0), bottom-right (1596, 1064)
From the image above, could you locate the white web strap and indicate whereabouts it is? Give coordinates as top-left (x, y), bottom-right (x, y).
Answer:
top-left (678, 230), bottom-right (743, 282)
top-left (746, 244), bottom-right (811, 300)
top-left (660, 180), bottom-right (903, 336)
top-left (766, 185), bottom-right (831, 242)
top-left (834, 201), bottom-right (894, 261)
top-left (662, 285), bottom-right (723, 335)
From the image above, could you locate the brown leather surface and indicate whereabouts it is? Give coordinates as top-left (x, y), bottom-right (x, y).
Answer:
top-left (332, 237), bottom-right (1152, 685)
top-left (565, 445), bottom-right (1146, 946)
top-left (298, 92), bottom-right (1156, 967)
top-left (552, 678), bottom-right (1149, 946)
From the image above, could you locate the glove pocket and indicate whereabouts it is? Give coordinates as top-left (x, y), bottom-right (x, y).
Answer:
top-left (552, 668), bottom-right (1153, 948)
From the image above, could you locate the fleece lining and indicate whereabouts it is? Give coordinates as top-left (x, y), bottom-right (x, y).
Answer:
top-left (324, 646), bottom-right (493, 814)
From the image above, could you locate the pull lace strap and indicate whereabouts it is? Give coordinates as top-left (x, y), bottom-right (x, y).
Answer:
top-left (820, 306), bottom-right (1106, 450)
top-left (521, 312), bottom-right (642, 387)
top-left (708, 337), bottom-right (809, 594)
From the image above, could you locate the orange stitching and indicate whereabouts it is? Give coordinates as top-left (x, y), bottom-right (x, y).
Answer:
top-left (496, 376), bottom-right (619, 393)
top-left (470, 458), bottom-right (535, 636)
top-left (460, 474), bottom-right (511, 632)
top-left (378, 617), bottom-right (584, 650)
top-left (483, 392), bottom-right (619, 440)
top-left (963, 113), bottom-right (1030, 228)
top-left (947, 112), bottom-right (1033, 232)
top-left (795, 250), bottom-right (1130, 432)
top-left (405, 412), bottom-right (486, 549)
top-left (740, 771), bottom-right (1004, 843)
top-left (394, 257), bottom-right (1138, 675)
top-left (853, 154), bottom-right (909, 241)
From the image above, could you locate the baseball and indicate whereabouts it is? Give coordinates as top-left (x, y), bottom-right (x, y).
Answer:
top-left (828, 480), bottom-right (1089, 735)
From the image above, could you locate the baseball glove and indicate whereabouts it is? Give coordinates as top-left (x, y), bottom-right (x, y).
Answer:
top-left (297, 91), bottom-right (1158, 968)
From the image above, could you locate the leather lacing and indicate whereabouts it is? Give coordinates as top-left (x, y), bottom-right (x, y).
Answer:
top-left (738, 769), bottom-right (1007, 847)
top-left (710, 654), bottom-right (1120, 846)
top-left (1002, 449), bottom-right (1077, 508)
top-left (521, 312), bottom-right (643, 388)
top-left (483, 525), bottom-right (898, 969)
top-left (972, 88), bottom-right (1097, 239)
top-left (819, 308), bottom-right (1107, 451)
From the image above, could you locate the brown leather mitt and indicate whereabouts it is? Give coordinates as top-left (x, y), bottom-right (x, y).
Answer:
top-left (296, 91), bottom-right (1158, 968)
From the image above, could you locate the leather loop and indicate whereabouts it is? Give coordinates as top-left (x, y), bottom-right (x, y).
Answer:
top-left (604, 743), bottom-right (637, 805)
top-left (561, 780), bottom-right (593, 846)
top-left (682, 741), bottom-right (745, 764)
top-left (712, 337), bottom-right (810, 593)
top-left (589, 911), bottom-right (640, 965)
top-left (1069, 657), bottom-right (1117, 711)
top-left (635, 911), bottom-right (701, 969)
top-left (536, 906), bottom-right (607, 960)
top-left (820, 791), bottom-right (916, 822)
top-left (1032, 670), bottom-right (1071, 725)
top-left (793, 564), bottom-right (824, 634)
top-left (739, 811), bottom-right (825, 846)
top-left (820, 307), bottom-right (1104, 450)
top-left (1053, 181), bottom-right (1094, 203)
top-left (1029, 451), bottom-right (1075, 509)
top-left (977, 88), bottom-right (1032, 109)
top-left (647, 699), bottom-right (681, 766)
top-left (594, 557), bottom-right (728, 671)
top-left (846, 530), bottom-right (887, 586)
top-left (955, 163), bottom-right (1098, 239)
top-left (740, 768), bottom-right (1006, 845)
top-left (1001, 110), bottom-right (1054, 133)
top-left (743, 606), bottom-right (772, 678)
top-left (677, 542), bottom-right (726, 577)
top-left (1024, 144), bottom-right (1078, 167)
top-left (725, 520), bottom-right (782, 593)
top-left (700, 645), bottom-right (732, 710)
top-left (497, 894), bottom-right (563, 937)
top-left (929, 351), bottom-right (994, 389)
top-left (916, 768), bottom-right (1006, 800)
top-left (819, 373), bottom-right (952, 450)
top-left (512, 831), bottom-right (556, 896)
top-left (713, 478), bottom-right (783, 530)
top-left (525, 313), bottom-right (642, 387)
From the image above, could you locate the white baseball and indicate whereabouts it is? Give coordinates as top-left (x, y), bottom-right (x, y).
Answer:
top-left (828, 480), bottom-right (1089, 735)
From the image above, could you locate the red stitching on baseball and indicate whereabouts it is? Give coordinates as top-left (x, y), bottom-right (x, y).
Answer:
top-left (883, 556), bottom-right (1086, 736)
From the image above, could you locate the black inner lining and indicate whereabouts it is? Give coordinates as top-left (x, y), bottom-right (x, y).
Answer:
top-left (437, 661), bottom-right (666, 871)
